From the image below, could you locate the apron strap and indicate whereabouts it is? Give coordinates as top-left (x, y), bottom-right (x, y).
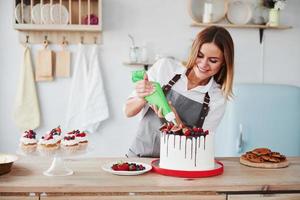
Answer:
top-left (162, 73), bottom-right (210, 128)
top-left (162, 74), bottom-right (181, 93)
top-left (197, 92), bottom-right (210, 128)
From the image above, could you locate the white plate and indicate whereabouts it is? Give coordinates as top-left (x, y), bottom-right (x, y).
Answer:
top-left (32, 3), bottom-right (42, 24)
top-left (226, 0), bottom-right (252, 25)
top-left (51, 4), bottom-right (69, 24)
top-left (41, 3), bottom-right (52, 24)
top-left (188, 0), bottom-right (227, 23)
top-left (102, 162), bottom-right (152, 176)
top-left (15, 3), bottom-right (31, 23)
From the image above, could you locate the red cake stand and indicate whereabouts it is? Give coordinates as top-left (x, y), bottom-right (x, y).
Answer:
top-left (151, 159), bottom-right (224, 178)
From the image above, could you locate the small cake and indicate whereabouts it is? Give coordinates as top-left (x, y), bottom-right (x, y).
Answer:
top-left (75, 131), bottom-right (88, 150)
top-left (19, 130), bottom-right (37, 153)
top-left (50, 126), bottom-right (62, 144)
top-left (159, 123), bottom-right (214, 171)
top-left (61, 135), bottom-right (79, 154)
top-left (38, 133), bottom-right (60, 155)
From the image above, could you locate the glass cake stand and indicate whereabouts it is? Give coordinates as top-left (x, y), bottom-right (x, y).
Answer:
top-left (17, 146), bottom-right (92, 177)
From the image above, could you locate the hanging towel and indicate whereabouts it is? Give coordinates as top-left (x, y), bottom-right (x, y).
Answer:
top-left (13, 46), bottom-right (41, 131)
top-left (65, 44), bottom-right (89, 130)
top-left (82, 45), bottom-right (109, 132)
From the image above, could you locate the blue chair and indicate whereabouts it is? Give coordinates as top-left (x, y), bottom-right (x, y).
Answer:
top-left (215, 84), bottom-right (300, 157)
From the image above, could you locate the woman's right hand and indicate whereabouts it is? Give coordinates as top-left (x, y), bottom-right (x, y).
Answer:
top-left (135, 73), bottom-right (155, 98)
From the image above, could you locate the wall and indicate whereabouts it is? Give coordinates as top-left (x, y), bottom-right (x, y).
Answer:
top-left (0, 0), bottom-right (299, 156)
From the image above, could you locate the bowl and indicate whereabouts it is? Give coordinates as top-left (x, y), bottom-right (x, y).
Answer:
top-left (0, 153), bottom-right (18, 175)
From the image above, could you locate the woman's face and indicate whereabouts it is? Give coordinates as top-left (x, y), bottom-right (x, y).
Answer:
top-left (192, 42), bottom-right (224, 83)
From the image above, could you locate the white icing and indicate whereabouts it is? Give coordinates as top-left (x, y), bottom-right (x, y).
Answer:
top-left (61, 139), bottom-right (79, 146)
top-left (159, 133), bottom-right (215, 171)
top-left (38, 138), bottom-right (57, 145)
top-left (53, 135), bottom-right (62, 142)
top-left (20, 137), bottom-right (37, 144)
top-left (76, 135), bottom-right (88, 142)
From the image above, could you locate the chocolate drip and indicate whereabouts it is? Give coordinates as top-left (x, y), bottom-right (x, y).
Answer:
top-left (166, 134), bottom-right (170, 157)
top-left (173, 135), bottom-right (176, 148)
top-left (195, 137), bottom-right (198, 167)
top-left (191, 138), bottom-right (193, 160)
top-left (198, 135), bottom-right (201, 148)
top-left (204, 135), bottom-right (206, 150)
top-left (179, 136), bottom-right (182, 150)
top-left (184, 138), bottom-right (187, 159)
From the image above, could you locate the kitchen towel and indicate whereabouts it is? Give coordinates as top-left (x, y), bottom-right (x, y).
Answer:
top-left (82, 44), bottom-right (109, 132)
top-left (13, 46), bottom-right (41, 131)
top-left (65, 44), bottom-right (89, 130)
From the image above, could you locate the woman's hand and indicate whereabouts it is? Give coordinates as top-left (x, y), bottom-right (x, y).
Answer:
top-left (150, 101), bottom-right (185, 127)
top-left (135, 74), bottom-right (155, 99)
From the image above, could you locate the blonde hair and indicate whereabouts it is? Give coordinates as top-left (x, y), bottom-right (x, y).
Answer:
top-left (186, 26), bottom-right (234, 98)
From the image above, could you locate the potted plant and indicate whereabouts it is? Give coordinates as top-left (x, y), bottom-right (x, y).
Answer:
top-left (263, 0), bottom-right (286, 26)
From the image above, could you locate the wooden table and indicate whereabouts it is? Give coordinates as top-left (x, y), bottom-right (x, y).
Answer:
top-left (0, 157), bottom-right (300, 200)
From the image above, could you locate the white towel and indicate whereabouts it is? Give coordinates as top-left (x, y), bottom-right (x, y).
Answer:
top-left (65, 44), bottom-right (89, 130)
top-left (13, 46), bottom-right (40, 131)
top-left (82, 45), bottom-right (109, 132)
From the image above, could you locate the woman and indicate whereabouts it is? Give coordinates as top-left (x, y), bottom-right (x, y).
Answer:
top-left (124, 26), bottom-right (234, 157)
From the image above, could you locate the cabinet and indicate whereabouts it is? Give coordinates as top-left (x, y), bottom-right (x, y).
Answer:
top-left (228, 194), bottom-right (300, 200)
top-left (13, 0), bottom-right (102, 44)
top-left (41, 195), bottom-right (226, 200)
top-left (0, 157), bottom-right (299, 200)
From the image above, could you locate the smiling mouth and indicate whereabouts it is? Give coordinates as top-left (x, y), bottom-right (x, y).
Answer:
top-left (197, 65), bottom-right (209, 73)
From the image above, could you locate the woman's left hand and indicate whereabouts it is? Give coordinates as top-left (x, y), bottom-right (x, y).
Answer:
top-left (150, 101), bottom-right (185, 127)
top-left (149, 104), bottom-right (164, 118)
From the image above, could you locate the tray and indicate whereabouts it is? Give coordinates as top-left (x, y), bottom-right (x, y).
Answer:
top-left (151, 159), bottom-right (223, 178)
top-left (240, 156), bottom-right (289, 169)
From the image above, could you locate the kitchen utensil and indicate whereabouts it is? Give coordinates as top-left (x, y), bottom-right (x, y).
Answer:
top-left (55, 39), bottom-right (71, 77)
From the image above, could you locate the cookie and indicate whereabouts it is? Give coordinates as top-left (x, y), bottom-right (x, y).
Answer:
top-left (270, 152), bottom-right (281, 158)
top-left (252, 148), bottom-right (271, 156)
top-left (245, 152), bottom-right (265, 163)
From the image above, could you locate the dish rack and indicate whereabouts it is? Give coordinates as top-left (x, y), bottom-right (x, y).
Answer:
top-left (13, 0), bottom-right (102, 44)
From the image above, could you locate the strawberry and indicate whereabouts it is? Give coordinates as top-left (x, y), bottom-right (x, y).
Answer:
top-left (118, 163), bottom-right (129, 171)
top-left (111, 164), bottom-right (119, 171)
top-left (192, 127), bottom-right (198, 132)
top-left (183, 128), bottom-right (191, 136)
top-left (45, 134), bottom-right (53, 140)
top-left (55, 126), bottom-right (62, 133)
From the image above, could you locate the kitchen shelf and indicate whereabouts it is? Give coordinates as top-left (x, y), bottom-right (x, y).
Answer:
top-left (191, 22), bottom-right (292, 43)
top-left (14, 0), bottom-right (102, 44)
top-left (123, 62), bottom-right (153, 71)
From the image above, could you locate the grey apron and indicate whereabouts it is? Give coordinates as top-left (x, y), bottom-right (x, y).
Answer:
top-left (127, 74), bottom-right (210, 158)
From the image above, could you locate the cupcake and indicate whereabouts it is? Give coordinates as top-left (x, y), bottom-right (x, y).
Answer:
top-left (19, 130), bottom-right (37, 153)
top-left (61, 135), bottom-right (79, 154)
top-left (38, 133), bottom-right (60, 155)
top-left (75, 131), bottom-right (88, 150)
top-left (50, 126), bottom-right (62, 144)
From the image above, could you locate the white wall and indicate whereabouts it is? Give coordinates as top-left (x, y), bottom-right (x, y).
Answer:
top-left (0, 0), bottom-right (299, 156)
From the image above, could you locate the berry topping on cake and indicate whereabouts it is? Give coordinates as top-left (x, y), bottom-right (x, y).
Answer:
top-left (111, 162), bottom-right (146, 171)
top-left (160, 122), bottom-right (209, 137)
top-left (44, 134), bottom-right (54, 140)
top-left (50, 126), bottom-right (62, 135)
top-left (64, 135), bottom-right (76, 141)
top-left (23, 130), bottom-right (37, 139)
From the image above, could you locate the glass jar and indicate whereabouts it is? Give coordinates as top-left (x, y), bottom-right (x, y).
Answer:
top-left (129, 46), bottom-right (140, 63)
top-left (268, 8), bottom-right (280, 27)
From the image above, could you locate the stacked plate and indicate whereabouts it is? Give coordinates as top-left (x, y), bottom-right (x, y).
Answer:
top-left (188, 0), bottom-right (227, 23)
top-left (15, 3), bottom-right (69, 24)
top-left (15, 3), bottom-right (31, 23)
top-left (226, 0), bottom-right (253, 25)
